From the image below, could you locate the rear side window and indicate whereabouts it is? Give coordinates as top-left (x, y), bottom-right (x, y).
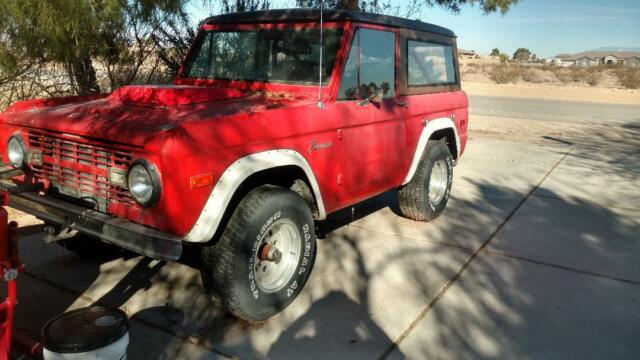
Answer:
top-left (338, 28), bottom-right (396, 100)
top-left (407, 40), bottom-right (456, 86)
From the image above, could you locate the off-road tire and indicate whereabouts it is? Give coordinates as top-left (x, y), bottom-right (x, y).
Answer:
top-left (398, 140), bottom-right (453, 221)
top-left (201, 185), bottom-right (316, 322)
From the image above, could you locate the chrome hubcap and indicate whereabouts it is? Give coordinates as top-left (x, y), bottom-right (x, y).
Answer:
top-left (428, 160), bottom-right (448, 205)
top-left (254, 219), bottom-right (301, 293)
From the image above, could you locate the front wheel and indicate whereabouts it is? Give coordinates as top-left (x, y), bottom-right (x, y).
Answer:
top-left (201, 185), bottom-right (316, 321)
top-left (398, 139), bottom-right (453, 221)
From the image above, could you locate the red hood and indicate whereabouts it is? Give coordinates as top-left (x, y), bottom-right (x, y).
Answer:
top-left (0, 85), bottom-right (255, 147)
top-left (108, 85), bottom-right (245, 107)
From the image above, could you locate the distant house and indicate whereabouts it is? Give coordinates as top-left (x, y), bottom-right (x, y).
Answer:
top-left (575, 57), bottom-right (599, 67)
top-left (551, 55), bottom-right (575, 67)
top-left (553, 51), bottom-right (640, 66)
top-left (458, 49), bottom-right (480, 59)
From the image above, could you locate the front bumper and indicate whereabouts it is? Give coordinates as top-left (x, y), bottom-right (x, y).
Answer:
top-left (1, 181), bottom-right (182, 261)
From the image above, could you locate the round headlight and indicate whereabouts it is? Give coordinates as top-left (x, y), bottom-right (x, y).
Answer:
top-left (7, 136), bottom-right (26, 168)
top-left (127, 161), bottom-right (160, 206)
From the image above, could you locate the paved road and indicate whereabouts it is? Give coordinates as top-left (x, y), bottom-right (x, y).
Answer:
top-left (6, 96), bottom-right (640, 359)
top-left (469, 95), bottom-right (640, 124)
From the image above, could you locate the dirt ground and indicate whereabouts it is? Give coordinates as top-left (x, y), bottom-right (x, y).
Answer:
top-left (463, 81), bottom-right (640, 105)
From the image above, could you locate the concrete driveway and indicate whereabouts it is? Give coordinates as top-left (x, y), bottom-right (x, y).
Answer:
top-left (6, 96), bottom-right (640, 359)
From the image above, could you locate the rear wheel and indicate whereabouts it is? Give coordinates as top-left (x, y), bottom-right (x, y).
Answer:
top-left (201, 185), bottom-right (316, 321)
top-left (398, 140), bottom-right (453, 221)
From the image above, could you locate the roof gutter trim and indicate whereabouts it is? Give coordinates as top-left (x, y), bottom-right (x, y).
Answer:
top-left (203, 9), bottom-right (456, 38)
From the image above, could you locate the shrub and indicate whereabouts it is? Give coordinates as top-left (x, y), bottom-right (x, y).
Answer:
top-left (586, 72), bottom-right (602, 86)
top-left (489, 64), bottom-right (522, 84)
top-left (614, 67), bottom-right (640, 89)
top-left (553, 68), bottom-right (573, 83)
top-left (569, 67), bottom-right (588, 82)
top-left (520, 67), bottom-right (557, 83)
top-left (465, 62), bottom-right (479, 74)
top-left (521, 69), bottom-right (539, 83)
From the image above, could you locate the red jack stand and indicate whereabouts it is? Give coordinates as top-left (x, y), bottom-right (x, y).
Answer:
top-left (0, 190), bottom-right (43, 360)
top-left (0, 190), bottom-right (23, 359)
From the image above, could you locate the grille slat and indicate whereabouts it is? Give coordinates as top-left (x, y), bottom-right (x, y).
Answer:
top-left (28, 131), bottom-right (135, 208)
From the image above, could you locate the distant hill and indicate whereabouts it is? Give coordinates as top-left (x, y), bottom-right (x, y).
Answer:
top-left (590, 46), bottom-right (640, 52)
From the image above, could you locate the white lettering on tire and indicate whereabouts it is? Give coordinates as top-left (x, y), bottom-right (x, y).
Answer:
top-left (299, 223), bottom-right (311, 275)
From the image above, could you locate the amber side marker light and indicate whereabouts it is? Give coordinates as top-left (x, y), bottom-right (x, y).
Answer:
top-left (190, 173), bottom-right (214, 189)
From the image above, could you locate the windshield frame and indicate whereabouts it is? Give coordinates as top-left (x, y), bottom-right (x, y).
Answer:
top-left (175, 22), bottom-right (349, 97)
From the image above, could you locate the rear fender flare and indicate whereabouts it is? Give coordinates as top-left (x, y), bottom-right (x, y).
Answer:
top-left (402, 117), bottom-right (460, 185)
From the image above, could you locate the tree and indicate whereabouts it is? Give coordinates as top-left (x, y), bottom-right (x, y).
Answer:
top-left (491, 48), bottom-right (500, 57)
top-left (295, 0), bottom-right (519, 15)
top-left (513, 48), bottom-right (531, 62)
top-left (499, 53), bottom-right (509, 63)
top-left (151, 8), bottom-right (200, 77)
top-left (150, 1), bottom-right (271, 75)
top-left (1, 0), bottom-right (520, 104)
top-left (220, 0), bottom-right (270, 13)
top-left (0, 0), bottom-right (185, 95)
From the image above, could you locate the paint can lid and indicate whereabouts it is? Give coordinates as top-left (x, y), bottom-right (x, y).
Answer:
top-left (42, 306), bottom-right (128, 353)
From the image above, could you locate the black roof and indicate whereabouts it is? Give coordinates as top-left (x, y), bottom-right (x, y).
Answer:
top-left (204, 9), bottom-right (456, 37)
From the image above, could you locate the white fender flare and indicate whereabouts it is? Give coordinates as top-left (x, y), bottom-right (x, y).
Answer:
top-left (183, 149), bottom-right (326, 243)
top-left (402, 117), bottom-right (460, 185)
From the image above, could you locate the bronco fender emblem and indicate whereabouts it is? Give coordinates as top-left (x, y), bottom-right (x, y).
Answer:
top-left (309, 140), bottom-right (333, 152)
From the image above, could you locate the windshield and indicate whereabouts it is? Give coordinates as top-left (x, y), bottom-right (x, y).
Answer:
top-left (182, 28), bottom-right (342, 85)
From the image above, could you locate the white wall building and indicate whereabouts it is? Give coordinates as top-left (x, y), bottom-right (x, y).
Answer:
top-left (553, 51), bottom-right (640, 67)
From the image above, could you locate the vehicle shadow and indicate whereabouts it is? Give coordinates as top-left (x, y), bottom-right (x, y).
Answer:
top-left (7, 130), bottom-right (640, 359)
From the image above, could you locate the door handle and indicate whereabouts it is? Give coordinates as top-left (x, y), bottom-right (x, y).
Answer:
top-left (396, 100), bottom-right (408, 108)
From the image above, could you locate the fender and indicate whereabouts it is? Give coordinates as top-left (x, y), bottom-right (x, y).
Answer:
top-left (183, 149), bottom-right (326, 243)
top-left (402, 117), bottom-right (460, 185)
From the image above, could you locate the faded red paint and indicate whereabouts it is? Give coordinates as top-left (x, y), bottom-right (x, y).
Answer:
top-left (0, 20), bottom-right (468, 240)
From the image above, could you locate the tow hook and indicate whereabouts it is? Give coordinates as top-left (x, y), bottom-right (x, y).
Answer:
top-left (43, 225), bottom-right (78, 243)
top-left (258, 243), bottom-right (282, 264)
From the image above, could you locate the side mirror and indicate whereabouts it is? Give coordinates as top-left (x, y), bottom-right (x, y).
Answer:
top-left (357, 93), bottom-right (382, 107)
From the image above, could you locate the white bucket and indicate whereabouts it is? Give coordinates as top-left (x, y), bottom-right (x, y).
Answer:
top-left (42, 306), bottom-right (129, 360)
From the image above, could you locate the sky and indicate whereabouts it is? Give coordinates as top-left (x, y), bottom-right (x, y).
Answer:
top-left (419, 0), bottom-right (640, 58)
top-left (188, 0), bottom-right (640, 58)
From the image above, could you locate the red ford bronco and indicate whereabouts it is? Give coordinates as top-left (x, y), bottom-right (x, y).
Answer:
top-left (0, 9), bottom-right (467, 321)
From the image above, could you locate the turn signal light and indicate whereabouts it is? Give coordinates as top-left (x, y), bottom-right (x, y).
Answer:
top-left (190, 173), bottom-right (214, 189)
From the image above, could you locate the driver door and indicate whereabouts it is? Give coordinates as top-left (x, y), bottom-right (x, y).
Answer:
top-left (333, 27), bottom-right (406, 204)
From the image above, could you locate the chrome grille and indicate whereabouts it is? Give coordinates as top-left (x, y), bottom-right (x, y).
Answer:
top-left (28, 130), bottom-right (135, 208)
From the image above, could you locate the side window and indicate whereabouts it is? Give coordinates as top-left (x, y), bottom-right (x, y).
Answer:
top-left (188, 35), bottom-right (215, 77)
top-left (338, 28), bottom-right (396, 100)
top-left (407, 40), bottom-right (456, 86)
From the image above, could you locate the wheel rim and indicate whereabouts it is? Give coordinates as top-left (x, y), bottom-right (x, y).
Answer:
top-left (253, 219), bottom-right (302, 293)
top-left (428, 160), bottom-right (448, 205)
